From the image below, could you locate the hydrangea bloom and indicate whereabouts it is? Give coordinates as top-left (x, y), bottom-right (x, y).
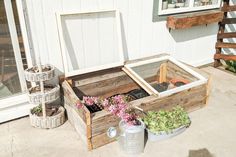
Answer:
top-left (76, 101), bottom-right (83, 109)
top-left (75, 95), bottom-right (139, 126)
top-left (83, 96), bottom-right (98, 106)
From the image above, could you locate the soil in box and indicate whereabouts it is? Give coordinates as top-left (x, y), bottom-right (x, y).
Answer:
top-left (27, 65), bottom-right (52, 73)
top-left (71, 68), bottom-right (151, 114)
top-left (31, 105), bottom-right (60, 117)
top-left (29, 84), bottom-right (55, 94)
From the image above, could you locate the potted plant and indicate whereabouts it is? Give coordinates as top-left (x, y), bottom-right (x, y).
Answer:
top-left (143, 106), bottom-right (191, 141)
top-left (162, 0), bottom-right (168, 10)
top-left (225, 60), bottom-right (236, 73)
top-left (221, 60), bottom-right (236, 73)
top-left (176, 0), bottom-right (185, 7)
top-left (76, 95), bottom-right (145, 154)
top-left (30, 104), bottom-right (65, 128)
top-left (25, 63), bottom-right (65, 129)
top-left (168, 0), bottom-right (176, 9)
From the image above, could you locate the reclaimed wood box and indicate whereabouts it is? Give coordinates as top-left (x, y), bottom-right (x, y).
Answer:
top-left (56, 10), bottom-right (210, 150)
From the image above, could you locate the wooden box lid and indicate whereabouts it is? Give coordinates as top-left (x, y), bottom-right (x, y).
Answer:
top-left (57, 10), bottom-right (124, 77)
top-left (123, 55), bottom-right (207, 97)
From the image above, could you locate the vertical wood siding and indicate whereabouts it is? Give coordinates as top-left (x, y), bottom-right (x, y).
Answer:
top-left (25, 0), bottom-right (219, 74)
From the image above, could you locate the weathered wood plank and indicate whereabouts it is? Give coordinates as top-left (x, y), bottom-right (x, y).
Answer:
top-left (214, 53), bottom-right (236, 60)
top-left (167, 61), bottom-right (197, 82)
top-left (74, 71), bottom-right (125, 87)
top-left (74, 71), bottom-right (136, 97)
top-left (62, 81), bottom-right (90, 122)
top-left (217, 32), bottom-right (236, 39)
top-left (215, 42), bottom-right (236, 49)
top-left (91, 127), bottom-right (118, 149)
top-left (134, 84), bottom-right (207, 113)
top-left (64, 103), bottom-right (88, 145)
top-left (159, 63), bottom-right (167, 83)
top-left (167, 11), bottom-right (223, 29)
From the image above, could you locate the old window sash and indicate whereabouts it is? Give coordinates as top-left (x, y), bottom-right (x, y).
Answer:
top-left (56, 10), bottom-right (124, 78)
top-left (123, 55), bottom-right (207, 98)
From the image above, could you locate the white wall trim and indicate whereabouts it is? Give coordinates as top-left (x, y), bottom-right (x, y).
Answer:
top-left (190, 58), bottom-right (214, 67)
top-left (16, 0), bottom-right (34, 67)
top-left (4, 0), bottom-right (27, 91)
top-left (0, 102), bottom-right (36, 123)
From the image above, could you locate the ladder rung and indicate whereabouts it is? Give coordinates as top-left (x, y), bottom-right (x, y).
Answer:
top-left (217, 32), bottom-right (236, 39)
top-left (221, 5), bottom-right (236, 12)
top-left (214, 53), bottom-right (236, 60)
top-left (215, 42), bottom-right (236, 49)
top-left (221, 18), bottom-right (236, 24)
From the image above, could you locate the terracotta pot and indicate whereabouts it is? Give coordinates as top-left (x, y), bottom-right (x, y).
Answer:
top-left (170, 78), bottom-right (189, 86)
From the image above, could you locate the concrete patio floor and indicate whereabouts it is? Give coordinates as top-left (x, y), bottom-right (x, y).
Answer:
top-left (1, 67), bottom-right (236, 157)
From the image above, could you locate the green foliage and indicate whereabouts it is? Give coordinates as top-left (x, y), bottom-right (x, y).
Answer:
top-left (143, 106), bottom-right (190, 134)
top-left (225, 60), bottom-right (236, 73)
top-left (31, 105), bottom-right (42, 115)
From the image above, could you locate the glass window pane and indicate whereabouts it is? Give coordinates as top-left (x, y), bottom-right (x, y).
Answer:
top-left (194, 0), bottom-right (218, 7)
top-left (161, 0), bottom-right (189, 10)
top-left (130, 59), bottom-right (199, 93)
top-left (0, 0), bottom-right (25, 99)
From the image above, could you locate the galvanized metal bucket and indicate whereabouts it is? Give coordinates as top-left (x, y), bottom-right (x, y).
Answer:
top-left (118, 120), bottom-right (145, 155)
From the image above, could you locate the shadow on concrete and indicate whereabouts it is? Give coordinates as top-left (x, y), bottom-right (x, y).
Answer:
top-left (188, 148), bottom-right (215, 157)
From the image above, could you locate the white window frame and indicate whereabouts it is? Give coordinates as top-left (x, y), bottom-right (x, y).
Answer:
top-left (0, 0), bottom-right (34, 123)
top-left (124, 55), bottom-right (207, 98)
top-left (56, 10), bottom-right (124, 78)
top-left (158, 0), bottom-right (222, 15)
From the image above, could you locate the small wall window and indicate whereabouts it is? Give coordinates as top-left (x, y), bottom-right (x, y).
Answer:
top-left (158, 0), bottom-right (222, 15)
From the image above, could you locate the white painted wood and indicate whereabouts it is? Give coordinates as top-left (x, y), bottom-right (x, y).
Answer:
top-left (40, 0), bottom-right (63, 74)
top-left (122, 67), bottom-right (157, 96)
top-left (158, 79), bottom-right (206, 97)
top-left (0, 94), bottom-right (29, 109)
top-left (0, 102), bottom-right (37, 123)
top-left (24, 0), bottom-right (221, 75)
top-left (56, 10), bottom-right (124, 77)
top-left (4, 0), bottom-right (27, 91)
top-left (16, 0), bottom-right (33, 67)
top-left (127, 0), bottom-right (142, 59)
top-left (124, 55), bottom-right (207, 95)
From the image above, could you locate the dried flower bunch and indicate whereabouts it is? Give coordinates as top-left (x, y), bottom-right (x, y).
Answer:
top-left (76, 95), bottom-right (140, 125)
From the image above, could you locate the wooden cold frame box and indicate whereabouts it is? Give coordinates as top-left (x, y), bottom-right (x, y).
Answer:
top-left (57, 10), bottom-right (211, 150)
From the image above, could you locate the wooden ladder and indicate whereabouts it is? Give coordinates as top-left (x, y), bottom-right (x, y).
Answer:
top-left (214, 0), bottom-right (236, 67)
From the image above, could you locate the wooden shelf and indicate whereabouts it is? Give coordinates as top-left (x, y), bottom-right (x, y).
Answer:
top-left (166, 10), bottom-right (224, 30)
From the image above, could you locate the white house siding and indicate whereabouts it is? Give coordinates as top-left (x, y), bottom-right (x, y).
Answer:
top-left (24, 0), bottom-right (219, 74)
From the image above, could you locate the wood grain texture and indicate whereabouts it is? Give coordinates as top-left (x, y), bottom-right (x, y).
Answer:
top-left (166, 11), bottom-right (224, 29)
top-left (159, 63), bottom-right (167, 83)
top-left (62, 81), bottom-right (90, 122)
top-left (167, 61), bottom-right (197, 82)
top-left (217, 32), bottom-right (236, 39)
top-left (63, 58), bottom-right (209, 150)
top-left (214, 53), bottom-right (236, 60)
top-left (138, 84), bottom-right (207, 113)
top-left (215, 42), bottom-right (236, 49)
